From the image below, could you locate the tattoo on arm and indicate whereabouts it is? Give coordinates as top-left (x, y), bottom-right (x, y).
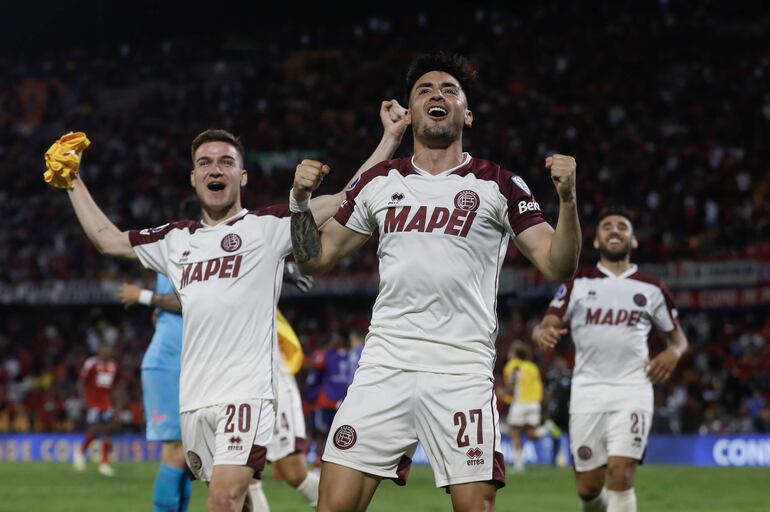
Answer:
top-left (152, 293), bottom-right (183, 313)
top-left (291, 211), bottom-right (321, 264)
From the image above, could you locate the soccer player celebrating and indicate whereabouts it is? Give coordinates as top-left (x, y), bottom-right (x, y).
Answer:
top-left (290, 52), bottom-right (581, 512)
top-left (533, 207), bottom-right (688, 512)
top-left (73, 343), bottom-right (118, 477)
top-left (46, 100), bottom-right (407, 511)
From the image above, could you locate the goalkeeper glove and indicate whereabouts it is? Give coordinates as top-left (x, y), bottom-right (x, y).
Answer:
top-left (43, 132), bottom-right (90, 189)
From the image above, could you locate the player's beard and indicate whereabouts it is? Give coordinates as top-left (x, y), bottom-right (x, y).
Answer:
top-left (598, 239), bottom-right (632, 262)
top-left (416, 119), bottom-right (461, 148)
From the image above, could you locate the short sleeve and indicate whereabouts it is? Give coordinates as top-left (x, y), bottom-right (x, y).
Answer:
top-left (129, 223), bottom-right (174, 275)
top-left (334, 176), bottom-right (377, 235)
top-left (253, 205), bottom-right (292, 257)
top-left (545, 281), bottom-right (575, 320)
top-left (650, 281), bottom-right (679, 333)
top-left (498, 171), bottom-right (547, 237)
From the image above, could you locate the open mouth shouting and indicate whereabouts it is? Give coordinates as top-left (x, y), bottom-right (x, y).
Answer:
top-left (207, 181), bottom-right (225, 192)
top-left (426, 104), bottom-right (448, 120)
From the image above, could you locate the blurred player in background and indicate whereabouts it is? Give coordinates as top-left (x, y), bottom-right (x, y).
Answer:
top-left (290, 52), bottom-right (581, 511)
top-left (73, 343), bottom-right (118, 477)
top-left (502, 341), bottom-right (543, 473)
top-left (533, 207), bottom-right (689, 512)
top-left (544, 355), bottom-right (571, 467)
top-left (119, 196), bottom-right (199, 512)
top-left (305, 333), bottom-right (355, 466)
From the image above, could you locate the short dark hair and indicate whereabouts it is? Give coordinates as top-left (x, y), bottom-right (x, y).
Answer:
top-left (597, 206), bottom-right (635, 225)
top-left (191, 129), bottom-right (245, 165)
top-left (405, 52), bottom-right (478, 106)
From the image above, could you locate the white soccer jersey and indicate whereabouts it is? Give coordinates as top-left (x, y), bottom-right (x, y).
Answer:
top-left (546, 263), bottom-right (679, 413)
top-left (129, 207), bottom-right (291, 412)
top-left (334, 154), bottom-right (547, 377)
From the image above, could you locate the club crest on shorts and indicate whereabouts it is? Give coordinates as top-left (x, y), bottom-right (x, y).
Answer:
top-left (454, 190), bottom-right (480, 212)
top-left (187, 450), bottom-right (202, 471)
top-left (577, 446), bottom-right (592, 460)
top-left (333, 425), bottom-right (357, 450)
top-left (221, 233), bottom-right (242, 252)
top-left (633, 293), bottom-right (647, 307)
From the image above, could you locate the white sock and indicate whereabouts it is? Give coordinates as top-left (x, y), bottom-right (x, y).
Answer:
top-left (513, 447), bottom-right (525, 470)
top-left (581, 487), bottom-right (608, 512)
top-left (297, 472), bottom-right (319, 507)
top-left (249, 481), bottom-right (271, 512)
top-left (607, 488), bottom-right (636, 512)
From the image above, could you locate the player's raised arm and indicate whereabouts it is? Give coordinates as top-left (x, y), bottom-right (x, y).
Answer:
top-left (532, 314), bottom-right (568, 352)
top-left (307, 99), bottom-right (408, 225)
top-left (43, 133), bottom-right (135, 259)
top-left (514, 154), bottom-right (581, 281)
top-left (67, 179), bottom-right (135, 258)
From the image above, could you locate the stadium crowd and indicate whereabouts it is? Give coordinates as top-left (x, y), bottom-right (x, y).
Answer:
top-left (1, 5), bottom-right (768, 441)
top-left (1, 4), bottom-right (769, 285)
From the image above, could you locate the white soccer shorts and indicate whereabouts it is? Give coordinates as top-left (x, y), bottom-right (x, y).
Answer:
top-left (181, 399), bottom-right (275, 482)
top-left (506, 402), bottom-right (541, 427)
top-left (570, 409), bottom-right (652, 472)
top-left (322, 364), bottom-right (505, 488)
top-left (266, 371), bottom-right (307, 462)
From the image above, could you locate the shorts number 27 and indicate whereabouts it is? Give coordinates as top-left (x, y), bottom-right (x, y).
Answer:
top-left (454, 409), bottom-right (483, 448)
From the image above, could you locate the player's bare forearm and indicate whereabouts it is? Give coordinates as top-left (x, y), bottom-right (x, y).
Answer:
top-left (291, 210), bottom-right (322, 271)
top-left (547, 198), bottom-right (581, 281)
top-left (153, 293), bottom-right (182, 313)
top-left (67, 179), bottom-right (135, 259)
top-left (666, 326), bottom-right (689, 357)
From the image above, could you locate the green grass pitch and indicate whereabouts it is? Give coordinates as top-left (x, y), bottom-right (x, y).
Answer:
top-left (0, 463), bottom-right (768, 511)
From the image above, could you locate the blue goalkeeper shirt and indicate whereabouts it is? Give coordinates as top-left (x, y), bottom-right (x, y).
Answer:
top-left (140, 274), bottom-right (183, 371)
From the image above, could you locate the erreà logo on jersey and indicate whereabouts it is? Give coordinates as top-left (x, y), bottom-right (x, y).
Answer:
top-left (180, 255), bottom-right (243, 289)
top-left (383, 206), bottom-right (477, 238)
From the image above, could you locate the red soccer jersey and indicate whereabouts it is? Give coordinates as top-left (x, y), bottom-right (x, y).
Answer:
top-left (80, 356), bottom-right (117, 409)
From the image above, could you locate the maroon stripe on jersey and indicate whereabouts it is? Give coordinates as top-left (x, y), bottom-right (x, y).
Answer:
top-left (492, 452), bottom-right (506, 487)
top-left (333, 158), bottom-right (414, 226)
top-left (628, 271), bottom-right (680, 326)
top-left (545, 280), bottom-right (575, 318)
top-left (391, 454), bottom-right (412, 486)
top-left (128, 220), bottom-right (202, 247)
top-left (246, 444), bottom-right (268, 478)
top-left (489, 381), bottom-right (506, 488)
top-left (294, 437), bottom-right (308, 454)
top-left (250, 204), bottom-right (291, 219)
top-left (452, 157), bottom-right (547, 235)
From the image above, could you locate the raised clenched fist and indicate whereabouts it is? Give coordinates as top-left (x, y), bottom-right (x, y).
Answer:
top-left (546, 154), bottom-right (577, 203)
top-left (380, 99), bottom-right (409, 139)
top-left (292, 159), bottom-right (331, 202)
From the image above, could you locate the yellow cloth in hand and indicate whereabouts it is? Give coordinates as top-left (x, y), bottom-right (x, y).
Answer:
top-left (277, 309), bottom-right (304, 375)
top-left (43, 132), bottom-right (91, 189)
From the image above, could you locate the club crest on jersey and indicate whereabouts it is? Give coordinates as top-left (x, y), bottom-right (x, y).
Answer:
top-left (577, 446), bottom-right (592, 460)
top-left (221, 233), bottom-right (242, 252)
top-left (333, 425), bottom-right (357, 450)
top-left (454, 190), bottom-right (481, 212)
top-left (633, 293), bottom-right (647, 307)
top-left (512, 176), bottom-right (531, 195)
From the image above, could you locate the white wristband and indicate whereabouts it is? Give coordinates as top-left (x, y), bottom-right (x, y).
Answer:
top-left (289, 189), bottom-right (311, 213)
top-left (138, 289), bottom-right (153, 306)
